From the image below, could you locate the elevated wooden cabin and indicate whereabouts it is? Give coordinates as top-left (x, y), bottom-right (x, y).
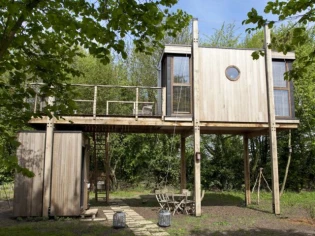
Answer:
top-left (14, 19), bottom-right (298, 217)
top-left (158, 45), bottom-right (296, 127)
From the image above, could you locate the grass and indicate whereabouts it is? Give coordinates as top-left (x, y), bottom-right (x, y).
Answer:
top-left (0, 182), bottom-right (14, 201)
top-left (89, 186), bottom-right (152, 199)
top-left (0, 220), bottom-right (132, 236)
top-left (1, 189), bottom-right (315, 236)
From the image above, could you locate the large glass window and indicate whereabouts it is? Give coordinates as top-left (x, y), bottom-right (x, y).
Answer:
top-left (173, 57), bottom-right (190, 84)
top-left (274, 90), bottom-right (289, 116)
top-left (172, 56), bottom-right (191, 114)
top-left (173, 86), bottom-right (190, 113)
top-left (272, 60), bottom-right (292, 117)
top-left (273, 61), bottom-right (287, 87)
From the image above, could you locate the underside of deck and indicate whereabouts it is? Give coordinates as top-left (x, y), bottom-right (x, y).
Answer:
top-left (29, 115), bottom-right (299, 137)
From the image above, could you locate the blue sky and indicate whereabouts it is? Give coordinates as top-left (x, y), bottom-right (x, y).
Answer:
top-left (171, 0), bottom-right (277, 40)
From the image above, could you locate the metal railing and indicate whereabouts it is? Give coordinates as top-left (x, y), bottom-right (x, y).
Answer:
top-left (30, 83), bottom-right (166, 120)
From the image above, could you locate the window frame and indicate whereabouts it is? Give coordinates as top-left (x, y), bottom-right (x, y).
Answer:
top-left (170, 55), bottom-right (192, 115)
top-left (273, 59), bottom-right (294, 119)
top-left (225, 65), bottom-right (241, 81)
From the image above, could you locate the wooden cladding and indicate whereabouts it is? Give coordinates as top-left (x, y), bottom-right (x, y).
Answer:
top-left (14, 131), bottom-right (87, 217)
top-left (50, 132), bottom-right (83, 216)
top-left (199, 47), bottom-right (268, 122)
top-left (160, 46), bottom-right (296, 123)
top-left (14, 132), bottom-right (46, 217)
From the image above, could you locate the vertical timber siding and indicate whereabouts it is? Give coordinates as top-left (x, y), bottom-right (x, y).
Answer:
top-left (199, 47), bottom-right (268, 122)
top-left (14, 132), bottom-right (46, 217)
top-left (50, 132), bottom-right (82, 216)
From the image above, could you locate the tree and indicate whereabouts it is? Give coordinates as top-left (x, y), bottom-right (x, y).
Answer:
top-left (243, 0), bottom-right (315, 79)
top-left (0, 0), bottom-right (190, 173)
top-left (201, 22), bottom-right (241, 48)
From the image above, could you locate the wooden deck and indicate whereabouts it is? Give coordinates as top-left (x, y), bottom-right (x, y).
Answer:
top-left (29, 115), bottom-right (299, 136)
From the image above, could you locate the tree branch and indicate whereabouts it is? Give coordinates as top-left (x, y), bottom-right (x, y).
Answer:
top-left (0, 0), bottom-right (42, 60)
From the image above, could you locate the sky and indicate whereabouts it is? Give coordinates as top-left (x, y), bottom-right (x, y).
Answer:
top-left (171, 0), bottom-right (278, 41)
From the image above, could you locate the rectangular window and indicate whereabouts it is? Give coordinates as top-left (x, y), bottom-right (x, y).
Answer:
top-left (173, 57), bottom-right (190, 84)
top-left (173, 86), bottom-right (191, 113)
top-left (274, 90), bottom-right (289, 116)
top-left (273, 61), bottom-right (287, 87)
top-left (172, 56), bottom-right (191, 114)
top-left (272, 60), bottom-right (293, 117)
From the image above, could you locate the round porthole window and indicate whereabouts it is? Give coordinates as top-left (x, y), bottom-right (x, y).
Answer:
top-left (225, 66), bottom-right (240, 81)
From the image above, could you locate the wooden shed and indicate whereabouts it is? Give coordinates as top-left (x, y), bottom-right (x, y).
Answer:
top-left (14, 131), bottom-right (89, 217)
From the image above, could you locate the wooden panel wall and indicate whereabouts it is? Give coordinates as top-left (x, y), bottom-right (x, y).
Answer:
top-left (199, 48), bottom-right (268, 122)
top-left (83, 147), bottom-right (89, 210)
top-left (50, 132), bottom-right (82, 216)
top-left (14, 132), bottom-right (46, 217)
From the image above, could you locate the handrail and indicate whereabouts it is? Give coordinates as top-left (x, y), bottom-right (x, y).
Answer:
top-left (106, 101), bottom-right (155, 115)
top-left (29, 83), bottom-right (165, 119)
top-left (29, 82), bottom-right (162, 90)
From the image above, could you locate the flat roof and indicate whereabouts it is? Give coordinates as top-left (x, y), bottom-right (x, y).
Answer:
top-left (161, 44), bottom-right (295, 60)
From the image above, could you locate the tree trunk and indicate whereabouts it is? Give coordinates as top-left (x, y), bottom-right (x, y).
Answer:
top-left (280, 130), bottom-right (292, 196)
top-left (250, 138), bottom-right (260, 174)
top-left (0, 0), bottom-right (42, 60)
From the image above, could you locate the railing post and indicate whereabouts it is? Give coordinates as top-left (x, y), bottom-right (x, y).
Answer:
top-left (106, 101), bottom-right (109, 115)
top-left (34, 93), bottom-right (38, 113)
top-left (162, 87), bottom-right (166, 120)
top-left (93, 86), bottom-right (97, 119)
top-left (135, 87), bottom-right (139, 121)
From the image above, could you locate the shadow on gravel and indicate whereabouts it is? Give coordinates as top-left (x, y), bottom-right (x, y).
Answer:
top-left (190, 228), bottom-right (314, 236)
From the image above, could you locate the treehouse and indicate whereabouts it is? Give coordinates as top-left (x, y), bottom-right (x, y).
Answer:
top-left (14, 19), bottom-right (298, 217)
top-left (158, 44), bottom-right (297, 128)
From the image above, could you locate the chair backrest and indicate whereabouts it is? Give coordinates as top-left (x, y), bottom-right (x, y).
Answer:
top-left (201, 190), bottom-right (205, 201)
top-left (181, 189), bottom-right (190, 195)
top-left (142, 105), bottom-right (153, 115)
top-left (190, 190), bottom-right (205, 201)
top-left (155, 193), bottom-right (162, 202)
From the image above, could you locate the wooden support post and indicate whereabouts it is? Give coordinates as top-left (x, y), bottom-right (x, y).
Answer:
top-left (43, 96), bottom-right (55, 217)
top-left (93, 132), bottom-right (98, 202)
top-left (192, 18), bottom-right (201, 217)
top-left (180, 135), bottom-right (186, 191)
top-left (243, 134), bottom-right (251, 206)
top-left (162, 87), bottom-right (166, 120)
top-left (93, 86), bottom-right (97, 119)
top-left (34, 93), bottom-right (38, 113)
top-left (105, 133), bottom-right (110, 203)
top-left (264, 24), bottom-right (280, 215)
top-left (135, 87), bottom-right (139, 120)
top-left (83, 139), bottom-right (90, 210)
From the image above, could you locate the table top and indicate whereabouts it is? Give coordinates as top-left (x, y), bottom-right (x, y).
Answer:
top-left (167, 192), bottom-right (191, 197)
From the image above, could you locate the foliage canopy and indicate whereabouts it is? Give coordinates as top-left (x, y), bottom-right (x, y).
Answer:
top-left (0, 0), bottom-right (190, 175)
top-left (243, 0), bottom-right (315, 79)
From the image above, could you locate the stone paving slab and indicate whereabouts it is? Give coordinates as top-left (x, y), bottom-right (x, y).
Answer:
top-left (149, 228), bottom-right (165, 233)
top-left (151, 232), bottom-right (170, 236)
top-left (137, 220), bottom-right (155, 224)
top-left (105, 199), bottom-right (169, 236)
top-left (145, 224), bottom-right (160, 229)
top-left (134, 232), bottom-right (151, 236)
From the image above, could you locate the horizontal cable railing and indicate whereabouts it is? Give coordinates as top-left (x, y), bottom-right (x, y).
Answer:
top-left (29, 83), bottom-right (166, 120)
